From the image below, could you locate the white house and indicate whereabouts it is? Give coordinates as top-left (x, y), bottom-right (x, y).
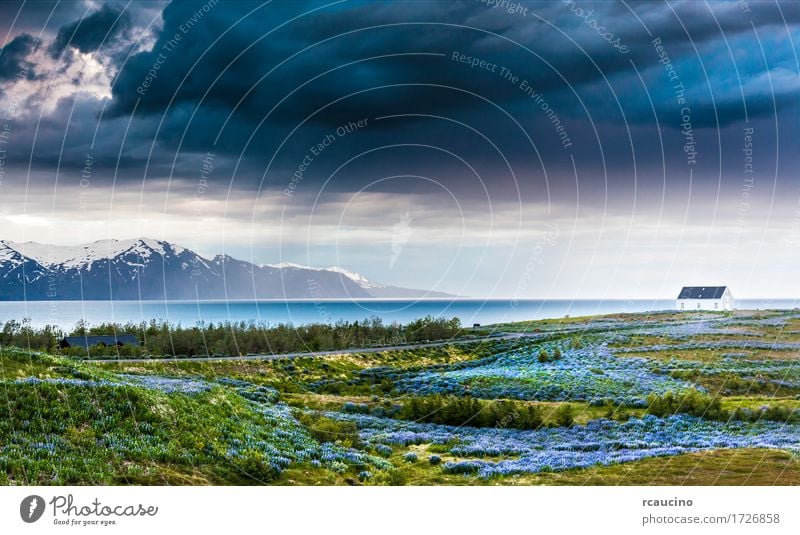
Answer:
top-left (676, 286), bottom-right (734, 311)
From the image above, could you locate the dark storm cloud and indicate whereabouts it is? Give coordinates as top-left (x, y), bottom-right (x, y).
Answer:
top-left (109, 1), bottom-right (798, 118)
top-left (108, 0), bottom-right (618, 122)
top-left (0, 1), bottom-right (88, 39)
top-left (626, 0), bottom-right (800, 45)
top-left (48, 4), bottom-right (131, 58)
top-left (1, 0), bottom-right (798, 201)
top-left (599, 0), bottom-right (800, 128)
top-left (83, 0), bottom-right (797, 200)
top-left (0, 33), bottom-right (38, 80)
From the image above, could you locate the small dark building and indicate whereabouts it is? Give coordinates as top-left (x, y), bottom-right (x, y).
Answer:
top-left (59, 334), bottom-right (140, 350)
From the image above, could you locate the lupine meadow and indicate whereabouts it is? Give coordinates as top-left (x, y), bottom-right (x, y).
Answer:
top-left (2, 309), bottom-right (800, 485)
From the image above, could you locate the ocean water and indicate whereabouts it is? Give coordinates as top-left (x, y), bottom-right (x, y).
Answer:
top-left (1, 298), bottom-right (798, 329)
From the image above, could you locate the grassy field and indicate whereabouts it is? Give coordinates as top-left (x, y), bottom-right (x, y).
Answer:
top-left (1, 309), bottom-right (799, 485)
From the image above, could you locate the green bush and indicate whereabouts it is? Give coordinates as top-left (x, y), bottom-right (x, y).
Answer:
top-left (732, 404), bottom-right (799, 423)
top-left (427, 438), bottom-right (461, 453)
top-left (603, 403), bottom-right (631, 422)
top-left (646, 390), bottom-right (727, 420)
top-left (554, 404), bottom-right (575, 427)
top-left (296, 411), bottom-right (360, 447)
top-left (398, 395), bottom-right (543, 430)
top-left (373, 468), bottom-right (407, 486)
top-left (236, 449), bottom-right (282, 481)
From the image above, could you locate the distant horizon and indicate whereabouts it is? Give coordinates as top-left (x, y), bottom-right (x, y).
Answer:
top-left (3, 237), bottom-right (791, 302)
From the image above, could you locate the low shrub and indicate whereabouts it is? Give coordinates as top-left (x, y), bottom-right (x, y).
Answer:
top-left (732, 405), bottom-right (799, 423)
top-left (442, 460), bottom-right (482, 475)
top-left (428, 438), bottom-right (461, 453)
top-left (554, 404), bottom-right (575, 427)
top-left (397, 395), bottom-right (543, 430)
top-left (341, 402), bottom-right (370, 414)
top-left (373, 468), bottom-right (407, 486)
top-left (646, 390), bottom-right (727, 420)
top-left (296, 411), bottom-right (361, 447)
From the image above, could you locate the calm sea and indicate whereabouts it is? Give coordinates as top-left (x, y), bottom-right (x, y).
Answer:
top-left (1, 298), bottom-right (798, 329)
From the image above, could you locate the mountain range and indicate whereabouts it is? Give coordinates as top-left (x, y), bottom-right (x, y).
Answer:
top-left (0, 238), bottom-right (452, 301)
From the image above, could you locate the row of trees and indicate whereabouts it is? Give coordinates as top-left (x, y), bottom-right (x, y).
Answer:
top-left (0, 315), bottom-right (464, 358)
top-left (0, 321), bottom-right (62, 353)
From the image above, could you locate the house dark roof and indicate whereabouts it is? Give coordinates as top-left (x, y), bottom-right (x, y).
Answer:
top-left (677, 286), bottom-right (728, 300)
top-left (60, 334), bottom-right (140, 350)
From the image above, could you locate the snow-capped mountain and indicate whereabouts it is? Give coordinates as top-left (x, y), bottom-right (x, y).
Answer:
top-left (263, 264), bottom-right (379, 289)
top-left (3, 238), bottom-right (189, 271)
top-left (0, 238), bottom-right (452, 300)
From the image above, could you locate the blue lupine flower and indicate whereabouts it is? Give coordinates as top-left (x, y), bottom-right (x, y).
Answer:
top-left (326, 411), bottom-right (800, 478)
top-left (375, 444), bottom-right (393, 457)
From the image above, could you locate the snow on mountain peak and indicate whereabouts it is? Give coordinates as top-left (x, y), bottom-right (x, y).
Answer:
top-left (0, 241), bottom-right (24, 265)
top-left (263, 262), bottom-right (313, 270)
top-left (1, 238), bottom-right (183, 269)
top-left (261, 261), bottom-right (381, 289)
top-left (1, 238), bottom-right (384, 291)
top-left (0, 238), bottom-right (451, 299)
top-left (324, 266), bottom-right (382, 288)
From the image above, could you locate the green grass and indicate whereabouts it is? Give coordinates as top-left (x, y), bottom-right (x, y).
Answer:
top-left (625, 347), bottom-right (800, 362)
top-left (669, 370), bottom-right (800, 398)
top-left (283, 392), bottom-right (645, 428)
top-left (276, 448), bottom-right (800, 486)
top-left (0, 381), bottom-right (278, 484)
top-left (93, 339), bottom-right (535, 396)
top-left (0, 347), bottom-right (78, 380)
top-left (489, 310), bottom-right (725, 333)
top-left (4, 310), bottom-right (800, 486)
top-left (510, 449), bottom-right (800, 486)
top-left (722, 396), bottom-right (800, 411)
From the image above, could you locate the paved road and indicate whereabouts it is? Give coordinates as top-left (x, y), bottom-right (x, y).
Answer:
top-left (87, 332), bottom-right (540, 364)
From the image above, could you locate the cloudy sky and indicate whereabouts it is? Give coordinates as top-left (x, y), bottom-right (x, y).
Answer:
top-left (0, 0), bottom-right (798, 298)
